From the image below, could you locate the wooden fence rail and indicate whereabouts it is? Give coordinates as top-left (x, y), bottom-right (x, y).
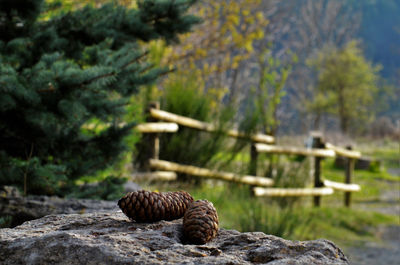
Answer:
top-left (149, 108), bottom-right (275, 144)
top-left (252, 134), bottom-right (361, 207)
top-left (134, 102), bottom-right (362, 207)
top-left (253, 187), bottom-right (334, 197)
top-left (323, 179), bottom-right (361, 192)
top-left (325, 143), bottom-right (361, 159)
top-left (135, 122), bottom-right (179, 133)
top-left (149, 159), bottom-right (274, 187)
top-left (255, 143), bottom-right (335, 157)
top-left (130, 171), bottom-right (178, 181)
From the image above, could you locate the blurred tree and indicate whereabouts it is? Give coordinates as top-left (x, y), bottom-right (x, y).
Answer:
top-left (155, 73), bottom-right (250, 182)
top-left (0, 0), bottom-right (199, 195)
top-left (253, 48), bottom-right (295, 136)
top-left (134, 0), bottom-right (270, 178)
top-left (277, 0), bottom-right (362, 133)
top-left (288, 0), bottom-right (361, 133)
top-left (158, 74), bottom-right (230, 170)
top-left (144, 0), bottom-right (268, 109)
top-left (307, 41), bottom-right (381, 134)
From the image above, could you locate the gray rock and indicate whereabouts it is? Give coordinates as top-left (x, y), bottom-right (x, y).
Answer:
top-left (0, 212), bottom-right (349, 265)
top-left (123, 181), bottom-right (142, 193)
top-left (0, 187), bottom-right (117, 227)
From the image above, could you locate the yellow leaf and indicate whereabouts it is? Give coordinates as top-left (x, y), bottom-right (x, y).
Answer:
top-left (244, 17), bottom-right (255, 24)
top-left (256, 11), bottom-right (264, 21)
top-left (245, 40), bottom-right (253, 52)
top-left (255, 29), bottom-right (264, 39)
top-left (203, 62), bottom-right (209, 72)
top-left (232, 61), bottom-right (239, 69)
top-left (242, 10), bottom-right (250, 16)
top-left (228, 14), bottom-right (240, 26)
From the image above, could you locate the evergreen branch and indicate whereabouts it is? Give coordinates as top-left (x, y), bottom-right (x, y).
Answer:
top-left (121, 51), bottom-right (149, 70)
top-left (81, 72), bottom-right (116, 86)
top-left (1, 0), bottom-right (199, 196)
top-left (37, 83), bottom-right (57, 93)
top-left (139, 64), bottom-right (155, 74)
top-left (24, 143), bottom-right (34, 196)
top-left (158, 67), bottom-right (175, 77)
top-left (80, 49), bottom-right (150, 87)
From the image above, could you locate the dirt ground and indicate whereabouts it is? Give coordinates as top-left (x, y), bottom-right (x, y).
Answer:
top-left (346, 225), bottom-right (400, 265)
top-left (344, 178), bottom-right (400, 265)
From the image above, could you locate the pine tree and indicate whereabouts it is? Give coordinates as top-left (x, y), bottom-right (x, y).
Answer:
top-left (0, 0), bottom-right (199, 195)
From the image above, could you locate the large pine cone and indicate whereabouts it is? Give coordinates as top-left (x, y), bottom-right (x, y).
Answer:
top-left (183, 200), bottom-right (219, 244)
top-left (118, 190), bottom-right (194, 222)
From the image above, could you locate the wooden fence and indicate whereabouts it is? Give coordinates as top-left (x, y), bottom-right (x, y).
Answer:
top-left (135, 102), bottom-right (361, 207)
top-left (253, 133), bottom-right (361, 207)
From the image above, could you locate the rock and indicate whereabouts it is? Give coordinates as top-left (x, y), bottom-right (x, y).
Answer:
top-left (0, 212), bottom-right (349, 265)
top-left (123, 181), bottom-right (142, 193)
top-left (78, 181), bottom-right (141, 194)
top-left (0, 187), bottom-right (117, 227)
top-left (0, 186), bottom-right (21, 197)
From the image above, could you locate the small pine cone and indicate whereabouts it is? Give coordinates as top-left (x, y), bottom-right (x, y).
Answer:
top-left (118, 190), bottom-right (193, 222)
top-left (183, 200), bottom-right (219, 244)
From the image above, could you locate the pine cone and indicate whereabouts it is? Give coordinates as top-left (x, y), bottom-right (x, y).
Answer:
top-left (118, 190), bottom-right (194, 222)
top-left (183, 200), bottom-right (219, 244)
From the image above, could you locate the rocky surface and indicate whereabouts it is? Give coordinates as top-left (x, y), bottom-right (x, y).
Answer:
top-left (0, 211), bottom-right (349, 265)
top-left (0, 184), bottom-right (141, 227)
top-left (0, 186), bottom-right (118, 227)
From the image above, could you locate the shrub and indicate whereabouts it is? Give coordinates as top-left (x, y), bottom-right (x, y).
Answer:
top-left (153, 73), bottom-right (238, 181)
top-left (0, 0), bottom-right (199, 195)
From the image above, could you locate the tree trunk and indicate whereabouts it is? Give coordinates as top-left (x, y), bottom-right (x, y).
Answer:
top-left (313, 112), bottom-right (321, 131)
top-left (338, 85), bottom-right (348, 134)
top-left (227, 67), bottom-right (239, 105)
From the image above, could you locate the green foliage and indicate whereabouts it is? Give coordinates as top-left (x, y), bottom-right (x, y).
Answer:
top-left (68, 175), bottom-right (127, 200)
top-left (302, 207), bottom-right (397, 245)
top-left (360, 139), bottom-right (400, 170)
top-left (307, 41), bottom-right (381, 133)
top-left (186, 184), bottom-right (309, 239)
top-left (0, 0), bottom-right (199, 195)
top-left (157, 74), bottom-right (233, 173)
top-left (322, 157), bottom-right (399, 205)
top-left (157, 0), bottom-right (268, 108)
top-left (266, 156), bottom-right (310, 187)
top-left (249, 48), bottom-right (295, 135)
top-left (177, 182), bottom-right (398, 243)
top-left (0, 216), bottom-right (13, 229)
top-left (258, 155), bottom-right (311, 207)
top-left (141, 140), bottom-right (399, 244)
top-left (368, 160), bottom-right (382, 173)
top-left (0, 152), bottom-right (67, 195)
top-left (148, 71), bottom-right (259, 181)
top-left (237, 201), bottom-right (312, 238)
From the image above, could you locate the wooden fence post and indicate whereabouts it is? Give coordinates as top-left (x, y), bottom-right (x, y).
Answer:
top-left (311, 133), bottom-right (324, 207)
top-left (345, 146), bottom-right (355, 207)
top-left (249, 142), bottom-right (258, 196)
top-left (249, 142), bottom-right (258, 176)
top-left (136, 101), bottom-right (160, 171)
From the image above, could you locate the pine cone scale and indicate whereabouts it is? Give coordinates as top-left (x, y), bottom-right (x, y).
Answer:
top-left (183, 200), bottom-right (219, 244)
top-left (118, 190), bottom-right (194, 223)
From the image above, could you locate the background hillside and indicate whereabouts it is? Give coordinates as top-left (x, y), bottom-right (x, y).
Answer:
top-left (261, 0), bottom-right (400, 134)
top-left (355, 0), bottom-right (400, 121)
